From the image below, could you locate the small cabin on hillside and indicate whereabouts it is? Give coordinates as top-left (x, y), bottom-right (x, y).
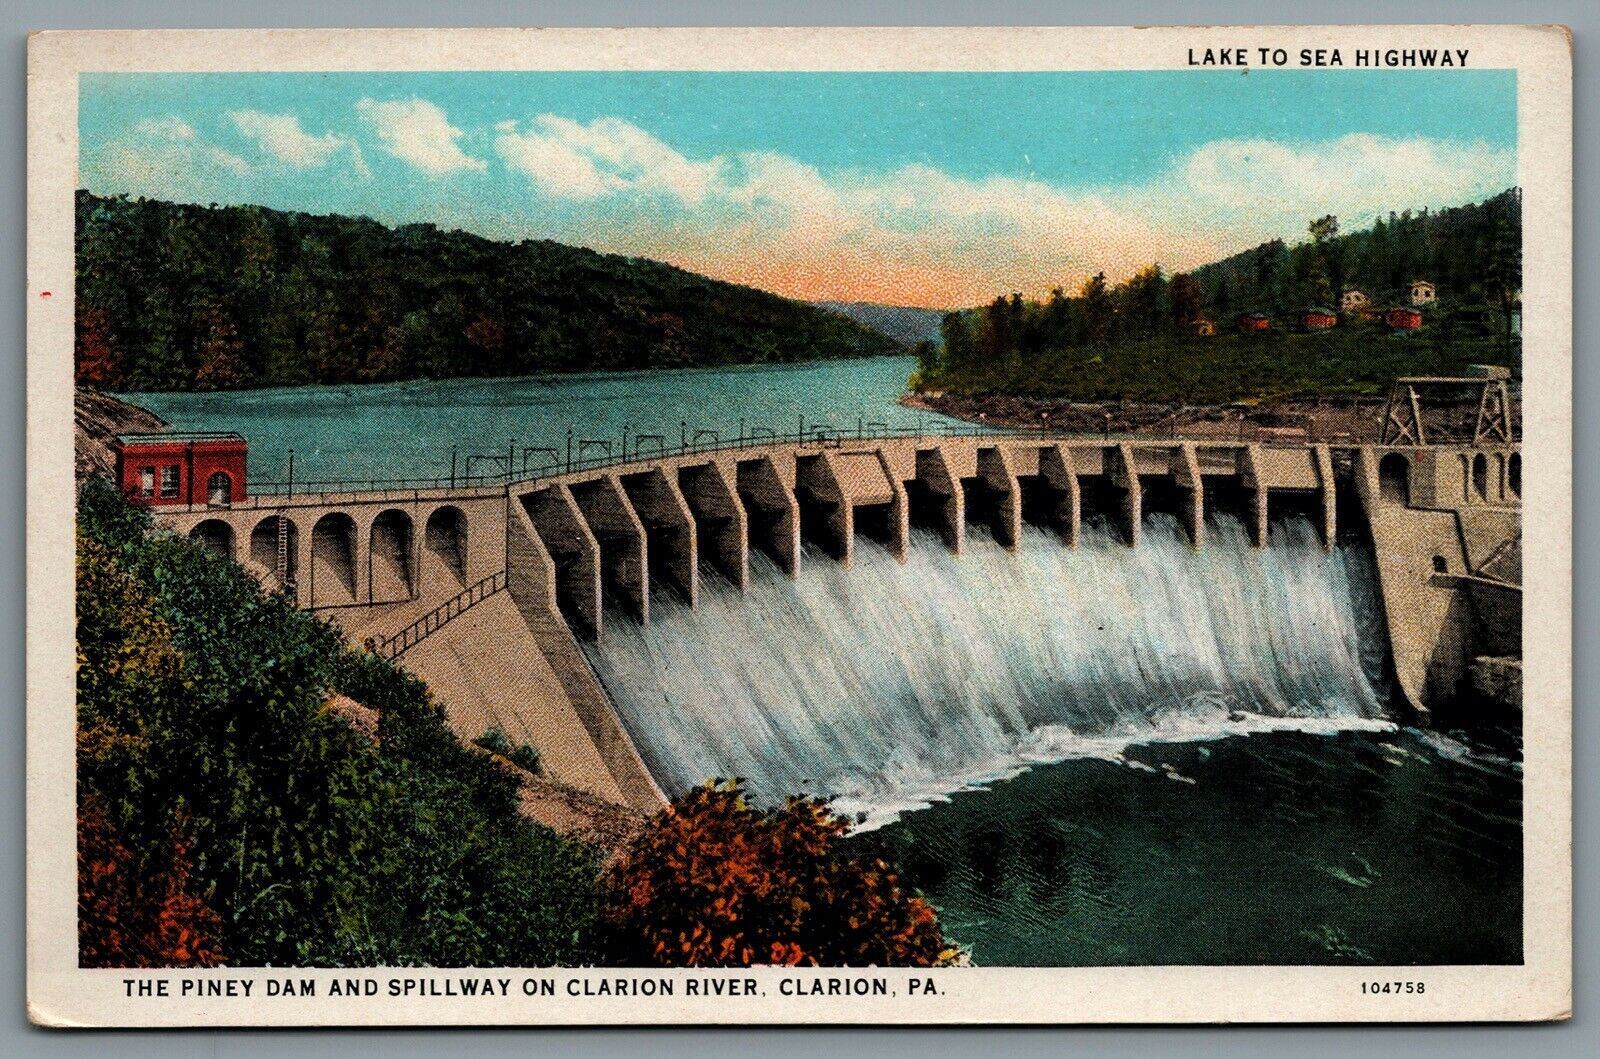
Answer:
top-left (113, 431), bottom-right (248, 507)
top-left (1410, 279), bottom-right (1437, 306)
top-left (1300, 308), bottom-right (1338, 331)
top-left (1237, 312), bottom-right (1271, 333)
top-left (1385, 306), bottom-right (1425, 332)
top-left (1341, 288), bottom-right (1371, 314)
top-left (1191, 317), bottom-right (1217, 337)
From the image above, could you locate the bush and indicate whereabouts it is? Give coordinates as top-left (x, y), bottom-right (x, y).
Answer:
top-left (76, 478), bottom-right (601, 966)
top-left (473, 727), bottom-right (542, 775)
top-left (603, 780), bottom-right (954, 967)
top-left (78, 799), bottom-right (225, 969)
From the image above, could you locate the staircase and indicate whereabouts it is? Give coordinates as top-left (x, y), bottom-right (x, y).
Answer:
top-left (372, 570), bottom-right (508, 660)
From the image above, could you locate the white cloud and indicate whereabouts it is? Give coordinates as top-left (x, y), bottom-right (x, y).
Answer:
top-left (228, 109), bottom-right (366, 175)
top-left (488, 117), bottom-right (1515, 304)
top-left (133, 116), bottom-right (196, 141)
top-left (81, 106), bottom-right (1516, 308)
top-left (1153, 133), bottom-right (1515, 236)
top-left (85, 115), bottom-right (252, 194)
top-left (355, 97), bottom-right (485, 177)
top-left (495, 115), bottom-right (723, 204)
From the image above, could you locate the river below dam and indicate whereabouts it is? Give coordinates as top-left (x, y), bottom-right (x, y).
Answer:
top-left (125, 356), bottom-right (1523, 966)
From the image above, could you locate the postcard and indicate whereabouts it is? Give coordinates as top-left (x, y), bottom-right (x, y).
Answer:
top-left (26, 25), bottom-right (1571, 1025)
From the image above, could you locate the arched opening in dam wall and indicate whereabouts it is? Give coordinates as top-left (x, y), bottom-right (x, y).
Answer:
top-left (1379, 452), bottom-right (1411, 504)
top-left (620, 469), bottom-right (698, 606)
top-left (370, 508), bottom-right (415, 603)
top-left (424, 505), bottom-right (469, 591)
top-left (188, 518), bottom-right (234, 560)
top-left (907, 448), bottom-right (963, 554)
top-left (311, 512), bottom-right (358, 607)
top-left (570, 477), bottom-right (649, 624)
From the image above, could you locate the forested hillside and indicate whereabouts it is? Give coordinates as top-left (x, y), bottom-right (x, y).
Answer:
top-left (73, 192), bottom-right (904, 391)
top-left (916, 188), bottom-right (1521, 404)
top-left (1190, 188), bottom-right (1522, 320)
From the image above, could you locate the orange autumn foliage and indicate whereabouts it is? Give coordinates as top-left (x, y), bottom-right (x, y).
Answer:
top-left (78, 802), bottom-right (225, 968)
top-left (603, 780), bottom-right (953, 968)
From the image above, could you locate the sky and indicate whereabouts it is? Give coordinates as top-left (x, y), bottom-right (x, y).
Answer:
top-left (79, 70), bottom-right (1517, 308)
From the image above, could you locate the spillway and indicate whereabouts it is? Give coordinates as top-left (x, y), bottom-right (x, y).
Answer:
top-left (581, 511), bottom-right (1393, 824)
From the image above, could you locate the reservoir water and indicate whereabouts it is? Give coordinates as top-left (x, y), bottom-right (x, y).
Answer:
top-left (121, 356), bottom-right (970, 486)
top-left (127, 356), bottom-right (1522, 966)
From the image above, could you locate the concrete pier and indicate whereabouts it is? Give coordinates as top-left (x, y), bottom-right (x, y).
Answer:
top-left (678, 461), bottom-right (749, 590)
top-left (1239, 445), bottom-right (1269, 547)
top-left (571, 475), bottom-right (649, 625)
top-left (621, 468), bottom-right (699, 608)
top-left (1111, 444), bottom-right (1142, 548)
top-left (1174, 443), bottom-right (1205, 549)
top-left (524, 485), bottom-right (603, 642)
top-left (736, 455), bottom-right (801, 578)
top-left (913, 447), bottom-right (965, 555)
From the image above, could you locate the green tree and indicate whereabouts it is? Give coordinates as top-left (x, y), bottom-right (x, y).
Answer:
top-left (1168, 273), bottom-right (1202, 331)
top-left (1483, 196), bottom-right (1522, 344)
top-left (1080, 272), bottom-right (1112, 346)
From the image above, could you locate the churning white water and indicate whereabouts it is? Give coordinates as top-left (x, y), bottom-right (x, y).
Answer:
top-left (582, 512), bottom-right (1393, 823)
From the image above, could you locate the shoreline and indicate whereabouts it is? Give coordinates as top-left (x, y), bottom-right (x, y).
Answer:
top-left (901, 390), bottom-right (1509, 444)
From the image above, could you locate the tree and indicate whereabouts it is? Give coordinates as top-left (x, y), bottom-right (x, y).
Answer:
top-left (75, 306), bottom-right (122, 387)
top-left (1168, 273), bottom-right (1202, 330)
top-left (75, 479), bottom-right (605, 968)
top-left (1079, 272), bottom-right (1112, 346)
top-left (1308, 215), bottom-right (1344, 309)
top-left (604, 780), bottom-right (954, 967)
top-left (1213, 276), bottom-right (1234, 318)
top-left (1042, 285), bottom-right (1075, 348)
top-left (193, 309), bottom-right (246, 390)
top-left (74, 191), bottom-right (904, 392)
top-left (1483, 196), bottom-right (1522, 344)
top-left (937, 312), bottom-right (975, 375)
top-left (1119, 264), bottom-right (1166, 339)
top-left (79, 801), bottom-right (225, 968)
top-left (1250, 240), bottom-right (1288, 310)
top-left (979, 295), bottom-right (1014, 367)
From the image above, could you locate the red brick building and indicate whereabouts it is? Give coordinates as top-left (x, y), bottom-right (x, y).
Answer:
top-left (1301, 308), bottom-right (1338, 331)
top-left (1384, 307), bottom-right (1425, 332)
top-left (1237, 312), bottom-right (1271, 333)
top-left (112, 432), bottom-right (248, 507)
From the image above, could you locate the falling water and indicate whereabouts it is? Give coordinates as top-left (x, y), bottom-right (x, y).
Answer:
top-left (582, 511), bottom-right (1394, 824)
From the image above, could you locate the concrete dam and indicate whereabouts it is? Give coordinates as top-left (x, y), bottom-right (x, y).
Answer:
top-left (159, 431), bottom-right (1522, 816)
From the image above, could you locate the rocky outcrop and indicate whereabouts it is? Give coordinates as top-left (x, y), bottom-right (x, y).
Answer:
top-left (75, 389), bottom-right (167, 479)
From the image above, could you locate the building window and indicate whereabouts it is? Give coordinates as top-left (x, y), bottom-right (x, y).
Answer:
top-left (159, 464), bottom-right (181, 498)
top-left (207, 471), bottom-right (233, 506)
top-left (138, 466), bottom-right (155, 497)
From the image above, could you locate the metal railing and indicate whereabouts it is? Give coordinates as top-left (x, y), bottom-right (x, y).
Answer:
top-left (243, 416), bottom-right (1019, 495)
top-left (372, 570), bottom-right (508, 660)
top-left (242, 401), bottom-right (1517, 500)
